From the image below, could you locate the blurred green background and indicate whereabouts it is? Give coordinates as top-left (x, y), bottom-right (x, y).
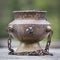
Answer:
top-left (0, 0), bottom-right (60, 41)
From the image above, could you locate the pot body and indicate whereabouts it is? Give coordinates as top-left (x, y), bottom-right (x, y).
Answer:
top-left (8, 10), bottom-right (51, 44)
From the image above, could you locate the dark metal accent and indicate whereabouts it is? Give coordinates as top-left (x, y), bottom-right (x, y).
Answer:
top-left (8, 34), bottom-right (14, 55)
top-left (26, 27), bottom-right (33, 34)
top-left (45, 30), bottom-right (53, 56)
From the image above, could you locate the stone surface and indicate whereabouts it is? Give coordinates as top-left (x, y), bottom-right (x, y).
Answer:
top-left (0, 48), bottom-right (60, 60)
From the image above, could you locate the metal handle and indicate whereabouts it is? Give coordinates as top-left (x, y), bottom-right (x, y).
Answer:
top-left (8, 34), bottom-right (14, 55)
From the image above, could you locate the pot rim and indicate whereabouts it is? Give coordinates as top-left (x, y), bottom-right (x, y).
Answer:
top-left (13, 10), bottom-right (47, 13)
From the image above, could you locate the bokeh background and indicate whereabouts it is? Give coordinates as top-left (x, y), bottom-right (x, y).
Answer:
top-left (0, 0), bottom-right (60, 47)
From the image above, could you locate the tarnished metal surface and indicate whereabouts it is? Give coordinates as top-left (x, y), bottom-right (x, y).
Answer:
top-left (8, 10), bottom-right (53, 56)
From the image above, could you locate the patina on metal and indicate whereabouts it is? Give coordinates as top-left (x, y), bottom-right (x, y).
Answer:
top-left (8, 10), bottom-right (53, 56)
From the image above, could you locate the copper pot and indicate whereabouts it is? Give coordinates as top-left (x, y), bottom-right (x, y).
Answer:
top-left (8, 10), bottom-right (53, 56)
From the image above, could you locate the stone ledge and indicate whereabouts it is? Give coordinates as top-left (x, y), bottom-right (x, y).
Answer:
top-left (0, 48), bottom-right (60, 60)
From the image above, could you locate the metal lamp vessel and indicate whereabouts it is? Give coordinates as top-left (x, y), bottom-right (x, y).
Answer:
top-left (8, 10), bottom-right (53, 56)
